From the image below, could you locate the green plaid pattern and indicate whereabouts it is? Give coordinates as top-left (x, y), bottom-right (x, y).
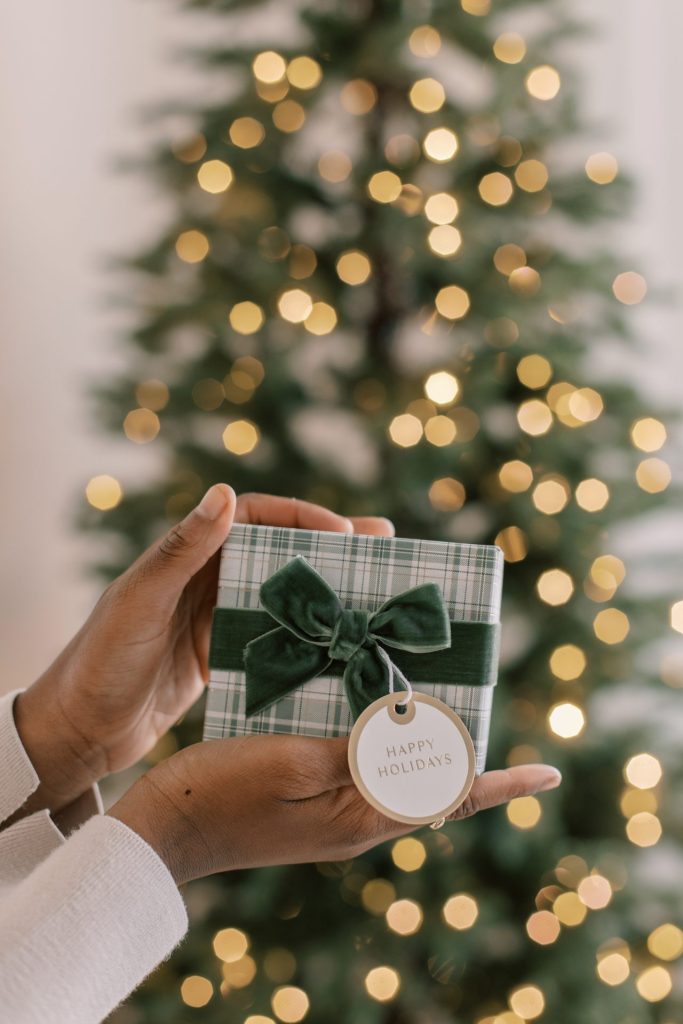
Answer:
top-left (203, 525), bottom-right (503, 773)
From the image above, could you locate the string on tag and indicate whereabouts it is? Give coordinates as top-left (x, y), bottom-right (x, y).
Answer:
top-left (376, 645), bottom-right (413, 706)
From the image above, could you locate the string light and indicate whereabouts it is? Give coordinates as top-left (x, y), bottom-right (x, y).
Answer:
top-left (425, 415), bottom-right (456, 446)
top-left (442, 894), bottom-right (479, 929)
top-left (286, 56), bottom-right (322, 90)
top-left (612, 271), bottom-right (647, 305)
top-left (532, 477), bottom-right (570, 514)
top-left (336, 250), bottom-right (371, 285)
top-left (597, 952), bottom-right (630, 986)
top-left (577, 874), bottom-right (612, 909)
top-left (230, 116), bottom-right (265, 148)
top-left (304, 302), bottom-right (337, 335)
top-left (526, 911), bottom-right (560, 945)
top-left (493, 33), bottom-right (527, 64)
top-left (222, 954), bottom-right (256, 987)
top-left (647, 924), bottom-right (683, 961)
top-left (506, 796), bottom-right (541, 829)
top-left (424, 192), bottom-right (459, 224)
top-left (517, 354), bottom-right (552, 389)
top-left (499, 460), bottom-right (533, 492)
top-left (230, 301), bottom-right (264, 334)
top-left (429, 477), bottom-right (466, 511)
top-left (515, 159), bottom-right (549, 192)
top-left (495, 526), bottom-right (528, 562)
top-left (424, 370), bottom-right (459, 405)
top-left (278, 288), bottom-right (313, 322)
top-left (197, 159), bottom-right (233, 193)
top-left (389, 413), bottom-right (423, 447)
top-left (635, 966), bottom-right (672, 1002)
top-left (525, 65), bottom-right (561, 101)
top-left (271, 986), bottom-right (310, 1022)
top-left (494, 244), bottom-right (526, 276)
top-left (391, 837), bottom-right (426, 871)
top-left (548, 701), bottom-right (585, 738)
top-left (385, 899), bottom-right (423, 935)
top-left (408, 25), bottom-right (442, 57)
top-left (517, 399), bottom-right (552, 436)
top-left (222, 420), bottom-right (260, 455)
top-left (549, 644), bottom-right (586, 681)
top-left (630, 417), bottom-right (666, 452)
top-left (576, 478), bottom-right (610, 512)
top-left (318, 151), bottom-right (352, 183)
top-left (364, 967), bottom-right (400, 1002)
top-left (553, 892), bottom-right (587, 926)
top-left (340, 79), bottom-right (377, 114)
top-left (636, 457), bottom-right (671, 493)
top-left (368, 170), bottom-right (402, 203)
top-left (86, 475), bottom-right (123, 511)
top-left (253, 51), bottom-right (287, 84)
top-left (624, 753), bottom-right (662, 789)
top-left (213, 928), bottom-right (249, 962)
top-left (626, 811), bottom-right (662, 847)
top-left (124, 408), bottom-right (160, 444)
top-left (585, 152), bottom-right (618, 184)
top-left (593, 608), bottom-right (630, 644)
top-left (423, 128), bottom-right (459, 162)
top-left (478, 172), bottom-right (514, 206)
top-left (435, 284), bottom-right (470, 320)
top-left (175, 229), bottom-right (209, 263)
top-left (409, 78), bottom-right (446, 113)
top-left (180, 976), bottom-right (213, 1008)
top-left (428, 225), bottom-right (462, 256)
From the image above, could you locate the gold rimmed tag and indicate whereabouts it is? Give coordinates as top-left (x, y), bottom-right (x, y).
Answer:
top-left (347, 692), bottom-right (476, 826)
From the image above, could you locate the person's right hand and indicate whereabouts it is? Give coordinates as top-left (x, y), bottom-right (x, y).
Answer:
top-left (108, 738), bottom-right (561, 884)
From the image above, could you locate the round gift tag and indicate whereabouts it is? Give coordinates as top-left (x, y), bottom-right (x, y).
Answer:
top-left (348, 692), bottom-right (476, 826)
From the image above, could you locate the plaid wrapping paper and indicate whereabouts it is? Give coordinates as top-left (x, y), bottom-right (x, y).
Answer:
top-left (203, 524), bottom-right (503, 773)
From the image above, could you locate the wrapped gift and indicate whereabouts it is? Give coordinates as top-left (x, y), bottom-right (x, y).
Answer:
top-left (204, 524), bottom-right (503, 773)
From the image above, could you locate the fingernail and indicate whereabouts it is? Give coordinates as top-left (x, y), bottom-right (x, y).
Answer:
top-left (381, 518), bottom-right (396, 536)
top-left (343, 517), bottom-right (354, 532)
top-left (537, 769), bottom-right (562, 792)
top-left (197, 484), bottom-right (233, 520)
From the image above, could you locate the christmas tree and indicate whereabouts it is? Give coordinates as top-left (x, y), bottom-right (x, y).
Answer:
top-left (87, 0), bottom-right (683, 1020)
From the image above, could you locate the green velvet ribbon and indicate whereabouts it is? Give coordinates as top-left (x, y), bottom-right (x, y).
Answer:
top-left (209, 555), bottom-right (500, 721)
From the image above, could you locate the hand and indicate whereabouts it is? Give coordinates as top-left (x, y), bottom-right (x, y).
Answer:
top-left (15, 488), bottom-right (395, 813)
top-left (108, 738), bottom-right (562, 884)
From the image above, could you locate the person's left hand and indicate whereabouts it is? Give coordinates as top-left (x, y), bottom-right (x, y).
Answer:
top-left (15, 486), bottom-right (395, 813)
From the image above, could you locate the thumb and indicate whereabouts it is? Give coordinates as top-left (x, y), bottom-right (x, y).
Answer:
top-left (448, 764), bottom-right (562, 821)
top-left (132, 483), bottom-right (236, 601)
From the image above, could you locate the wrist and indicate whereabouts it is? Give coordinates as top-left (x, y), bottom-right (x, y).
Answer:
top-left (108, 765), bottom-right (210, 886)
top-left (13, 684), bottom-right (101, 815)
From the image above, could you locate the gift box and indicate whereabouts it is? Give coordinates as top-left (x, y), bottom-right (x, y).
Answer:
top-left (204, 524), bottom-right (503, 773)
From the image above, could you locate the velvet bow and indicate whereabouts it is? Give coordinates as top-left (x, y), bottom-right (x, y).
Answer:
top-left (243, 556), bottom-right (451, 720)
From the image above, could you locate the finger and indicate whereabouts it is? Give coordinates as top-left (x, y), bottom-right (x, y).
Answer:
top-left (235, 493), bottom-right (353, 534)
top-left (125, 484), bottom-right (236, 606)
top-left (449, 764), bottom-right (562, 821)
top-left (349, 516), bottom-right (395, 537)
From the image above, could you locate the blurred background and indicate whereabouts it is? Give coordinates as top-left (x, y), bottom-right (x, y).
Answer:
top-left (1, 1), bottom-right (682, 1021)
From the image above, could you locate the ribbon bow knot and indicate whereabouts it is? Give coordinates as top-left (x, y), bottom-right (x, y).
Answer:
top-left (243, 555), bottom-right (451, 720)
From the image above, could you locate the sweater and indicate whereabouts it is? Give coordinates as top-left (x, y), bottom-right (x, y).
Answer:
top-left (0, 690), bottom-right (188, 1023)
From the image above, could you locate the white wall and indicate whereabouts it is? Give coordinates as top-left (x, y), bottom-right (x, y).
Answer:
top-left (0, 0), bottom-right (680, 695)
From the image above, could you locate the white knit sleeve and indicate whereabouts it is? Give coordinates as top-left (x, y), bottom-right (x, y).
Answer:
top-left (0, 814), bottom-right (188, 1024)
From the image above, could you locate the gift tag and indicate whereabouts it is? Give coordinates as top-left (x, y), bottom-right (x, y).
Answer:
top-left (348, 692), bottom-right (476, 826)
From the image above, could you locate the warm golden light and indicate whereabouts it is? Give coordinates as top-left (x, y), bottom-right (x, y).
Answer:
top-left (229, 301), bottom-right (264, 335)
top-left (593, 608), bottom-right (630, 644)
top-left (429, 477), bottom-right (466, 511)
top-left (124, 408), bottom-right (160, 444)
top-left (424, 192), bottom-right (459, 224)
top-left (304, 302), bottom-right (337, 336)
top-left (271, 986), bottom-right (310, 1022)
top-left (621, 787), bottom-right (658, 817)
top-left (499, 460), bottom-right (533, 492)
top-left (135, 378), bottom-right (169, 411)
top-left (553, 892), bottom-right (587, 927)
top-left (368, 170), bottom-right (402, 203)
top-left (517, 354), bottom-right (552, 389)
top-left (86, 475), bottom-right (123, 511)
top-left (222, 954), bottom-right (256, 988)
top-left (365, 967), bottom-right (400, 1002)
top-left (222, 420), bottom-right (259, 455)
top-left (493, 33), bottom-right (526, 64)
top-left (532, 477), bottom-right (569, 515)
top-left (278, 288), bottom-right (313, 323)
top-left (213, 928), bottom-right (249, 963)
top-left (478, 172), bottom-right (513, 206)
top-left (550, 644), bottom-right (586, 681)
top-left (509, 267), bottom-right (541, 296)
top-left (197, 159), bottom-right (233, 193)
top-left (409, 25), bottom-right (442, 58)
top-left (176, 229), bottom-right (209, 263)
top-left (172, 133), bottom-right (207, 163)
top-left (597, 952), bottom-right (630, 986)
top-left (575, 478), bottom-right (610, 512)
top-left (286, 56), bottom-right (322, 90)
top-left (229, 116), bottom-right (265, 149)
top-left (391, 836), bottom-right (427, 871)
top-left (508, 985), bottom-right (544, 1020)
top-left (537, 569), bottom-right (574, 606)
top-left (386, 899), bottom-right (423, 936)
top-left (636, 457), bottom-right (671, 493)
top-left (273, 100), bottom-right (306, 133)
top-left (428, 225), bottom-right (462, 256)
top-left (424, 370), bottom-right (459, 405)
top-left (443, 894), bottom-right (478, 930)
top-left (517, 399), bottom-right (552, 436)
top-left (423, 128), bottom-right (459, 163)
top-left (585, 152), bottom-right (618, 184)
top-left (647, 924), bottom-right (683, 961)
top-left (506, 796), bottom-right (541, 829)
top-left (630, 417), bottom-right (666, 452)
top-left (495, 526), bottom-right (528, 563)
top-left (461, 0), bottom-right (490, 13)
top-left (626, 811), bottom-right (662, 847)
top-left (612, 271), bottom-right (647, 305)
top-left (361, 879), bottom-right (396, 914)
top-left (526, 910), bottom-right (560, 945)
top-left (425, 415), bottom-right (457, 446)
top-left (635, 966), bottom-right (672, 1002)
top-left (624, 753), bottom-right (662, 789)
top-left (515, 159), bottom-right (548, 193)
top-left (389, 413), bottom-right (423, 448)
top-left (577, 874), bottom-right (612, 909)
top-left (340, 79), bottom-right (377, 115)
top-left (548, 702), bottom-right (585, 739)
top-left (409, 78), bottom-right (446, 113)
top-left (181, 975), bottom-right (213, 1008)
top-left (253, 51), bottom-right (287, 84)
top-left (435, 284), bottom-right (470, 320)
top-left (336, 250), bottom-right (372, 285)
top-left (494, 244), bottom-right (526, 276)
top-left (525, 65), bottom-right (561, 100)
top-left (672, 600), bottom-right (683, 634)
